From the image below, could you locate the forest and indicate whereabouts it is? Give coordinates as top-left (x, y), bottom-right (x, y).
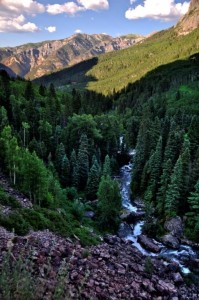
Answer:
top-left (0, 49), bottom-right (199, 245)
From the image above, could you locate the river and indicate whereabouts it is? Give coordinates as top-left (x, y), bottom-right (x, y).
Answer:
top-left (119, 159), bottom-right (198, 274)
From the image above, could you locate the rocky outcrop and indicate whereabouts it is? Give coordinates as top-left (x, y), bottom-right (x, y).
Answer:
top-left (176, 0), bottom-right (199, 35)
top-left (120, 210), bottom-right (145, 224)
top-left (161, 234), bottom-right (180, 250)
top-left (0, 228), bottom-right (198, 299)
top-left (164, 216), bottom-right (184, 238)
top-left (138, 235), bottom-right (161, 253)
top-left (0, 33), bottom-right (144, 80)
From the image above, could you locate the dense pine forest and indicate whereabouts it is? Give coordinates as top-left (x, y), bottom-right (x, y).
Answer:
top-left (0, 49), bottom-right (199, 243)
top-left (0, 69), bottom-right (123, 245)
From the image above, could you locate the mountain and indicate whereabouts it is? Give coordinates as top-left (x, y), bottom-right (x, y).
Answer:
top-left (176, 0), bottom-right (199, 35)
top-left (35, 0), bottom-right (199, 94)
top-left (0, 33), bottom-right (143, 80)
top-left (35, 28), bottom-right (199, 94)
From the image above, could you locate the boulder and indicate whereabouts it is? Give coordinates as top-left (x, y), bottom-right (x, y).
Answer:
top-left (161, 234), bottom-right (180, 249)
top-left (118, 222), bottom-right (133, 238)
top-left (138, 235), bottom-right (161, 253)
top-left (164, 216), bottom-right (184, 238)
top-left (173, 272), bottom-right (183, 284)
top-left (120, 211), bottom-right (145, 224)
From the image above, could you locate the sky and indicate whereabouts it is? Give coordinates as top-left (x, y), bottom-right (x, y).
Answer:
top-left (0, 0), bottom-right (190, 47)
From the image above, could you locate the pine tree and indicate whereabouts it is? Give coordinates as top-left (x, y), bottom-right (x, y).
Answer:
top-left (86, 157), bottom-right (101, 200)
top-left (156, 159), bottom-right (173, 217)
top-left (77, 134), bottom-right (89, 190)
top-left (55, 143), bottom-right (65, 173)
top-left (180, 135), bottom-right (191, 212)
top-left (165, 156), bottom-right (183, 217)
top-left (70, 149), bottom-right (79, 187)
top-left (97, 175), bottom-right (121, 231)
top-left (61, 154), bottom-right (70, 187)
top-left (102, 154), bottom-right (111, 177)
top-left (187, 180), bottom-right (199, 235)
top-left (144, 136), bottom-right (163, 203)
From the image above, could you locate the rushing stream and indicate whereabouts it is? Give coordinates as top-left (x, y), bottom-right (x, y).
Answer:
top-left (119, 159), bottom-right (198, 274)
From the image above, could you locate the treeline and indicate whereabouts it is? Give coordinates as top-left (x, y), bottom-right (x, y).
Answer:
top-left (0, 70), bottom-right (122, 242)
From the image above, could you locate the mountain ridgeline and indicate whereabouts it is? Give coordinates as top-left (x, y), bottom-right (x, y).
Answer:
top-left (32, 1), bottom-right (199, 94)
top-left (0, 33), bottom-right (143, 80)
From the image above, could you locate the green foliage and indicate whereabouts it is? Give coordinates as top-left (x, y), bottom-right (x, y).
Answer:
top-left (97, 175), bottom-right (121, 232)
top-left (86, 157), bottom-right (101, 200)
top-left (0, 188), bottom-right (21, 209)
top-left (0, 253), bottom-right (36, 300)
top-left (144, 257), bottom-right (154, 278)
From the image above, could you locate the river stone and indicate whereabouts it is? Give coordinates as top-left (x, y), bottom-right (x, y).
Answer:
top-left (138, 235), bottom-right (161, 253)
top-left (161, 234), bottom-right (180, 249)
top-left (164, 216), bottom-right (184, 238)
top-left (118, 222), bottom-right (133, 238)
top-left (120, 211), bottom-right (145, 224)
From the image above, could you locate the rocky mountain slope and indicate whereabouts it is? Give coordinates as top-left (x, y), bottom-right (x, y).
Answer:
top-left (0, 33), bottom-right (143, 80)
top-left (176, 0), bottom-right (199, 35)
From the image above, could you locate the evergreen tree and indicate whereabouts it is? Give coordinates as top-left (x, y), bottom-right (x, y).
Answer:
top-left (102, 154), bottom-right (111, 177)
top-left (77, 133), bottom-right (89, 190)
top-left (70, 149), bottom-right (79, 188)
top-left (187, 180), bottom-right (199, 235)
top-left (180, 135), bottom-right (191, 212)
top-left (144, 136), bottom-right (163, 203)
top-left (165, 156), bottom-right (183, 217)
top-left (61, 154), bottom-right (70, 187)
top-left (97, 175), bottom-right (121, 231)
top-left (156, 159), bottom-right (173, 217)
top-left (55, 143), bottom-right (65, 173)
top-left (86, 157), bottom-right (101, 200)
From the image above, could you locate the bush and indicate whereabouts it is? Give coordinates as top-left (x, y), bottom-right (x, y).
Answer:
top-left (0, 188), bottom-right (21, 209)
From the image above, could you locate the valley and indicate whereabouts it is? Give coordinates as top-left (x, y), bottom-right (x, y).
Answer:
top-left (0, 0), bottom-right (199, 299)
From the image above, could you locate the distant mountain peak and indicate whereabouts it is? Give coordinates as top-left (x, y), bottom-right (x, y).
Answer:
top-left (176, 0), bottom-right (199, 35)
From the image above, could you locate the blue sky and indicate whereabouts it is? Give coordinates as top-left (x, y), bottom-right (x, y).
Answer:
top-left (0, 0), bottom-right (190, 47)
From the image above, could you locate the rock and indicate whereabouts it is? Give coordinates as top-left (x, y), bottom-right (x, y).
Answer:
top-left (118, 222), bottom-right (133, 238)
top-left (164, 216), bottom-right (184, 238)
top-left (161, 234), bottom-right (180, 249)
top-left (156, 280), bottom-right (177, 294)
top-left (120, 211), bottom-right (145, 224)
top-left (173, 273), bottom-right (183, 284)
top-left (138, 235), bottom-right (161, 253)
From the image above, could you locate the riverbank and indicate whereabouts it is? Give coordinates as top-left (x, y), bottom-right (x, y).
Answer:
top-left (0, 227), bottom-right (198, 299)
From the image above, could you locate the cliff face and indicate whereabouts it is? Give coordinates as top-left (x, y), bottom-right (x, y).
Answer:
top-left (0, 34), bottom-right (143, 79)
top-left (176, 0), bottom-right (199, 35)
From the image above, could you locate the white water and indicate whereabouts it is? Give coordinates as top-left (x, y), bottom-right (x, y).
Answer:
top-left (119, 160), bottom-right (197, 274)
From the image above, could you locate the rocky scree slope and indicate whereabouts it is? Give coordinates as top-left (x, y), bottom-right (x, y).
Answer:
top-left (0, 229), bottom-right (199, 300)
top-left (0, 33), bottom-right (143, 80)
top-left (0, 174), bottom-right (198, 299)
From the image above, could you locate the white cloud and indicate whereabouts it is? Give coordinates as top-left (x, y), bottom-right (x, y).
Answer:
top-left (77, 0), bottom-right (109, 10)
top-left (47, 2), bottom-right (85, 15)
top-left (0, 0), bottom-right (45, 16)
top-left (0, 14), bottom-right (39, 32)
top-left (130, 0), bottom-right (137, 4)
top-left (47, 0), bottom-right (109, 15)
top-left (0, 0), bottom-right (44, 32)
top-left (45, 26), bottom-right (56, 33)
top-left (75, 29), bottom-right (83, 33)
top-left (125, 0), bottom-right (190, 21)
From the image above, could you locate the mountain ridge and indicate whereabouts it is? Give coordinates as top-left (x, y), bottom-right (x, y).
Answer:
top-left (0, 33), bottom-right (144, 80)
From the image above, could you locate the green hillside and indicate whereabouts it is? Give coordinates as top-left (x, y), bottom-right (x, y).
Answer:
top-left (36, 28), bottom-right (199, 95)
top-left (86, 28), bottom-right (199, 94)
